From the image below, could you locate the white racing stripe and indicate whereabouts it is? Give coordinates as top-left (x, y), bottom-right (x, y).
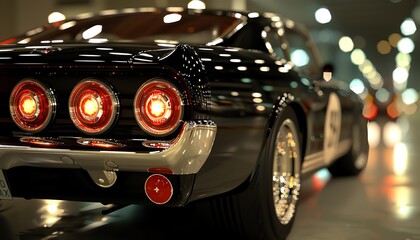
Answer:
top-left (302, 139), bottom-right (353, 174)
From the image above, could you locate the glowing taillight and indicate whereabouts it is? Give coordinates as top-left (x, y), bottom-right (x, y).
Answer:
top-left (81, 96), bottom-right (100, 117)
top-left (20, 96), bottom-right (37, 116)
top-left (10, 79), bottom-right (56, 132)
top-left (69, 79), bottom-right (119, 135)
top-left (134, 80), bottom-right (183, 136)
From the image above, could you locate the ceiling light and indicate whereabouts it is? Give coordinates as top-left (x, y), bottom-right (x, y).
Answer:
top-left (349, 79), bottom-right (365, 94)
top-left (338, 36), bottom-right (354, 52)
top-left (187, 0), bottom-right (206, 10)
top-left (350, 49), bottom-right (366, 65)
top-left (397, 37), bottom-right (415, 53)
top-left (48, 12), bottom-right (66, 23)
top-left (315, 8), bottom-right (332, 24)
top-left (400, 18), bottom-right (417, 36)
top-left (393, 67), bottom-right (409, 84)
top-left (401, 88), bottom-right (419, 105)
top-left (291, 49), bottom-right (309, 67)
top-left (395, 52), bottom-right (411, 67)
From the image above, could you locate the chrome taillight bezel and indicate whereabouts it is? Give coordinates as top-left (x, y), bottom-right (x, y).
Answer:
top-left (69, 78), bottom-right (119, 135)
top-left (134, 79), bottom-right (183, 136)
top-left (9, 79), bottom-right (56, 133)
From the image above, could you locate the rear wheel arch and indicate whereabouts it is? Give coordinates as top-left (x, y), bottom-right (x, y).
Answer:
top-left (193, 104), bottom-right (304, 239)
top-left (247, 101), bottom-right (304, 185)
top-left (288, 102), bottom-right (307, 163)
top-left (265, 98), bottom-right (307, 163)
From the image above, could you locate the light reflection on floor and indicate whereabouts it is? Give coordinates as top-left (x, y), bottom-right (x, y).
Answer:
top-left (289, 114), bottom-right (420, 239)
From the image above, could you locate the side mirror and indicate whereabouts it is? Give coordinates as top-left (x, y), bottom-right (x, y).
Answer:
top-left (322, 63), bottom-right (334, 81)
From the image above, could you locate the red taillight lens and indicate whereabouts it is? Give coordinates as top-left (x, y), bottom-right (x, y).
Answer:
top-left (10, 79), bottom-right (56, 132)
top-left (69, 79), bottom-right (119, 135)
top-left (134, 80), bottom-right (183, 136)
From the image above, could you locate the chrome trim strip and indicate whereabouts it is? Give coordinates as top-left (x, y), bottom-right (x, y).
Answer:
top-left (302, 139), bottom-right (352, 174)
top-left (302, 152), bottom-right (324, 174)
top-left (0, 121), bottom-right (217, 175)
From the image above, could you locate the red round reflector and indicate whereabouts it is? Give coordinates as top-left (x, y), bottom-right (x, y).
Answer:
top-left (69, 79), bottom-right (119, 135)
top-left (134, 80), bottom-right (183, 136)
top-left (9, 79), bottom-right (56, 132)
top-left (144, 174), bottom-right (173, 204)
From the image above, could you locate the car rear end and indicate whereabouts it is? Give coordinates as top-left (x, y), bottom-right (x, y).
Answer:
top-left (0, 43), bottom-right (216, 206)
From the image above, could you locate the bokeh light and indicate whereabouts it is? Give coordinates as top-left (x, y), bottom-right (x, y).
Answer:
top-left (349, 78), bottom-right (365, 94)
top-left (48, 12), bottom-right (66, 23)
top-left (187, 0), bottom-right (206, 9)
top-left (389, 33), bottom-right (402, 47)
top-left (377, 40), bottom-right (392, 54)
top-left (396, 52), bottom-right (412, 67)
top-left (397, 37), bottom-right (415, 53)
top-left (400, 18), bottom-right (417, 36)
top-left (350, 49), bottom-right (366, 65)
top-left (393, 67), bottom-right (409, 84)
top-left (315, 8), bottom-right (332, 24)
top-left (402, 88), bottom-right (419, 105)
top-left (339, 36), bottom-right (354, 52)
top-left (375, 88), bottom-right (390, 103)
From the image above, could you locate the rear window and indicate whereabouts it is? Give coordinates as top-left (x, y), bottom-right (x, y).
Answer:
top-left (2, 10), bottom-right (243, 45)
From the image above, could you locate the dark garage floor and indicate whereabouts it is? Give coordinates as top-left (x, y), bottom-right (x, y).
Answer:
top-left (0, 113), bottom-right (419, 240)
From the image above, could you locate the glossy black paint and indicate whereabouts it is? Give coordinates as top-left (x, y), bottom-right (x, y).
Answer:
top-left (6, 167), bottom-right (195, 206)
top-left (0, 43), bottom-right (211, 145)
top-left (0, 9), bottom-right (365, 205)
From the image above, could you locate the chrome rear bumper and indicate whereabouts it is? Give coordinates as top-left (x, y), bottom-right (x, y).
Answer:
top-left (0, 121), bottom-right (216, 187)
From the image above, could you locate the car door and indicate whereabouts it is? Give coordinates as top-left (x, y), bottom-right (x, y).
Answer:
top-left (281, 21), bottom-right (343, 167)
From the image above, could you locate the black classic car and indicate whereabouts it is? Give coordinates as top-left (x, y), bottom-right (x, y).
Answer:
top-left (0, 8), bottom-right (369, 239)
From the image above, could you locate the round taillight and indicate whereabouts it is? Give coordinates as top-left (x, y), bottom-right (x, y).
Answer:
top-left (69, 79), bottom-right (119, 135)
top-left (9, 79), bottom-right (56, 132)
top-left (134, 80), bottom-right (183, 136)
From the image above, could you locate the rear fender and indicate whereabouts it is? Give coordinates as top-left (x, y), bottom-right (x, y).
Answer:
top-left (159, 44), bottom-right (211, 117)
top-left (129, 44), bottom-right (211, 119)
top-left (249, 93), bottom-right (307, 182)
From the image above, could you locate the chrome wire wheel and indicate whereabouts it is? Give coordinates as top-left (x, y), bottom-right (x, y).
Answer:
top-left (273, 118), bottom-right (301, 225)
top-left (195, 110), bottom-right (303, 239)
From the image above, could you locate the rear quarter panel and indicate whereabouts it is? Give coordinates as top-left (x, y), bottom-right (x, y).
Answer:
top-left (189, 46), bottom-right (333, 200)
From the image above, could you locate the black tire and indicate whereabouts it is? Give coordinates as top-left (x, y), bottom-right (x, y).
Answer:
top-left (328, 117), bottom-right (369, 176)
top-left (194, 108), bottom-right (303, 240)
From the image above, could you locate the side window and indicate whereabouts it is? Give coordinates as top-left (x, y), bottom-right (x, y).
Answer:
top-left (222, 21), bottom-right (267, 52)
top-left (284, 28), bottom-right (321, 79)
top-left (263, 26), bottom-right (287, 60)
